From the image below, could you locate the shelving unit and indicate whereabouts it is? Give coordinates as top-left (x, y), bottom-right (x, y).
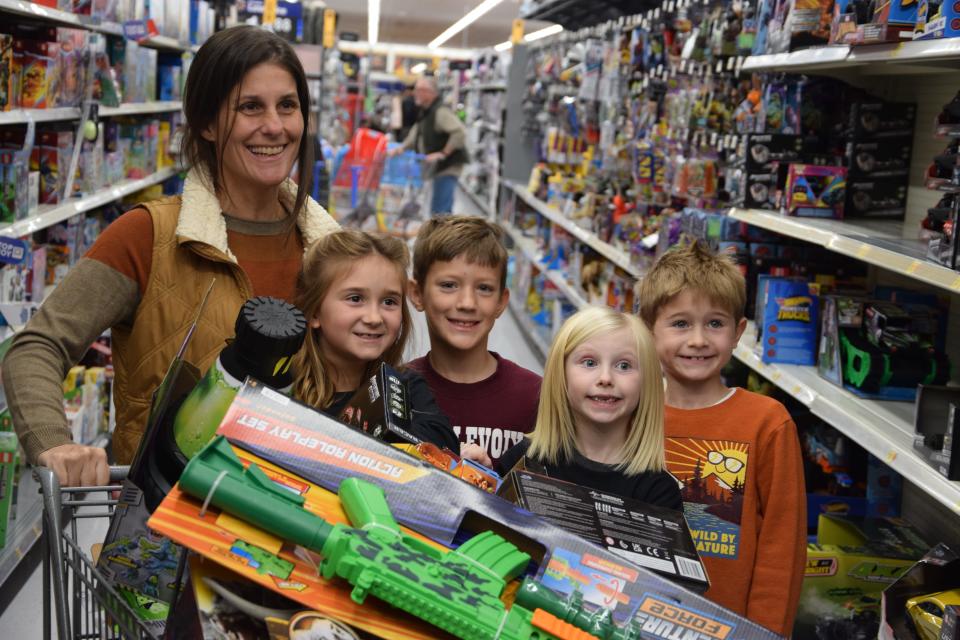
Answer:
top-left (506, 180), bottom-right (644, 278)
top-left (98, 101), bottom-right (184, 117)
top-left (741, 39), bottom-right (960, 74)
top-left (0, 167), bottom-right (180, 238)
top-left (0, 468), bottom-right (42, 589)
top-left (458, 179), bottom-right (492, 217)
top-left (0, 102), bottom-right (182, 125)
top-left (498, 180), bottom-right (960, 516)
top-left (729, 208), bottom-right (960, 294)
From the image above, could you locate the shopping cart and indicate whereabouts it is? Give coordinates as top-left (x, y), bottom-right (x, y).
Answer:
top-left (379, 151), bottom-right (431, 238)
top-left (34, 466), bottom-right (167, 640)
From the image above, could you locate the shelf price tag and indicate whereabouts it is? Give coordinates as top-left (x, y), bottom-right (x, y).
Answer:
top-left (886, 451), bottom-right (897, 463)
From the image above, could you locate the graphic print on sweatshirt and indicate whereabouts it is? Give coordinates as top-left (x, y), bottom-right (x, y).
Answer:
top-left (453, 425), bottom-right (526, 462)
top-left (665, 437), bottom-right (749, 559)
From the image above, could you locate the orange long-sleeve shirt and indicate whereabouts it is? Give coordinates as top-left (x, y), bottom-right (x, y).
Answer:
top-left (664, 388), bottom-right (806, 637)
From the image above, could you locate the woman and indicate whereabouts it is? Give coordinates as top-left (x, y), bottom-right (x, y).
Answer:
top-left (1, 26), bottom-right (339, 486)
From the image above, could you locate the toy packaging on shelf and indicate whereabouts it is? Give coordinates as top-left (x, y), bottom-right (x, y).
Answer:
top-left (878, 543), bottom-right (960, 640)
top-left (149, 379), bottom-right (783, 639)
top-left (0, 431), bottom-right (18, 549)
top-left (783, 164), bottom-right (846, 219)
top-left (913, 385), bottom-right (960, 480)
top-left (797, 514), bottom-right (932, 640)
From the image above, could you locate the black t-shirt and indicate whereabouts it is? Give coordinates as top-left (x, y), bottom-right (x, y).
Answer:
top-left (498, 438), bottom-right (682, 510)
top-left (321, 368), bottom-right (459, 453)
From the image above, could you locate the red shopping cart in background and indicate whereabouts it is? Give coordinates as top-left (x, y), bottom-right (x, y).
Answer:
top-left (331, 128), bottom-right (388, 227)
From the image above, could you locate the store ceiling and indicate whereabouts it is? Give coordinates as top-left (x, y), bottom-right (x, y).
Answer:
top-left (323, 0), bottom-right (551, 49)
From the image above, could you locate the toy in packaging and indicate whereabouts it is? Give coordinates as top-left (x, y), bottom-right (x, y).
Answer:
top-left (846, 138), bottom-right (912, 179)
top-left (913, 385), bottom-right (960, 481)
top-left (784, 164), bottom-right (846, 218)
top-left (758, 276), bottom-right (819, 365)
top-left (499, 463), bottom-right (709, 593)
top-left (798, 514), bottom-right (931, 640)
top-left (847, 101), bottom-right (917, 139)
top-left (845, 179), bottom-right (908, 218)
top-left (15, 39), bottom-right (60, 109)
top-left (339, 363), bottom-right (420, 445)
top-left (0, 431), bottom-right (18, 549)
top-left (152, 379), bottom-right (783, 640)
top-left (0, 34), bottom-right (12, 111)
top-left (914, 0), bottom-right (960, 39)
top-left (879, 544), bottom-right (960, 640)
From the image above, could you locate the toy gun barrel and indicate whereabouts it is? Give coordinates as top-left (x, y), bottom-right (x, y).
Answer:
top-left (179, 436), bottom-right (334, 553)
top-left (515, 578), bottom-right (633, 640)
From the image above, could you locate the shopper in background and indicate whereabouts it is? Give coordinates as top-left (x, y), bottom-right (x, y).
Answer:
top-left (638, 241), bottom-right (806, 637)
top-left (406, 216), bottom-right (541, 469)
top-left (497, 307), bottom-right (682, 509)
top-left (290, 229), bottom-right (459, 452)
top-left (1, 25), bottom-right (339, 487)
top-left (388, 75), bottom-right (467, 215)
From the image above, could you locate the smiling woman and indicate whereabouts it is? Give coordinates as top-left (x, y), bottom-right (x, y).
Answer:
top-left (1, 26), bottom-right (341, 486)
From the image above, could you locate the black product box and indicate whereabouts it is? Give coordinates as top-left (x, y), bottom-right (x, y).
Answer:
top-left (845, 179), bottom-right (908, 218)
top-left (926, 198), bottom-right (959, 269)
top-left (744, 163), bottom-right (790, 210)
top-left (847, 101), bottom-right (917, 139)
top-left (499, 466), bottom-right (709, 593)
top-left (845, 138), bottom-right (913, 179)
top-left (879, 543), bottom-right (960, 640)
top-left (912, 385), bottom-right (960, 480)
top-left (338, 363), bottom-right (419, 445)
top-left (743, 133), bottom-right (803, 173)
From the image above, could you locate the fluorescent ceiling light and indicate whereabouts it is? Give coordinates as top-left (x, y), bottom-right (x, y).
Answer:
top-left (429, 0), bottom-right (504, 49)
top-left (368, 0), bottom-right (380, 45)
top-left (410, 62), bottom-right (427, 74)
top-left (524, 24), bottom-right (563, 41)
top-left (493, 24), bottom-right (562, 52)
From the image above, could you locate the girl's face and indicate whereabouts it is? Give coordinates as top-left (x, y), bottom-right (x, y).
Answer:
top-left (205, 62), bottom-right (303, 202)
top-left (564, 327), bottom-right (642, 435)
top-left (311, 255), bottom-right (405, 388)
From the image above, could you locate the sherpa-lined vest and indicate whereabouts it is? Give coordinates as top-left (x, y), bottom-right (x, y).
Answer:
top-left (109, 197), bottom-right (252, 463)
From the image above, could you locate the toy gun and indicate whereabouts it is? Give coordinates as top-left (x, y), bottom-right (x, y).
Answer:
top-left (180, 436), bottom-right (648, 640)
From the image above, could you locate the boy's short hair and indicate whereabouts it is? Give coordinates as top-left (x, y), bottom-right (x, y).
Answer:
top-left (412, 215), bottom-right (509, 290)
top-left (638, 240), bottom-right (746, 327)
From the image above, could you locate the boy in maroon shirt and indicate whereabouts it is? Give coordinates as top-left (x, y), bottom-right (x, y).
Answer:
top-left (406, 216), bottom-right (541, 468)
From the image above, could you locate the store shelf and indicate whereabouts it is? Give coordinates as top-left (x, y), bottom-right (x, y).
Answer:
top-left (464, 83), bottom-right (507, 92)
top-left (502, 221), bottom-right (590, 310)
top-left (728, 208), bottom-right (960, 295)
top-left (520, 0), bottom-right (631, 29)
top-left (0, 167), bottom-right (180, 238)
top-left (741, 39), bottom-right (960, 73)
top-left (508, 299), bottom-right (549, 360)
top-left (505, 180), bottom-right (643, 278)
top-left (0, 467), bottom-right (43, 589)
top-left (0, 107), bottom-right (82, 125)
top-left (733, 323), bottom-right (960, 515)
top-left (457, 180), bottom-right (492, 217)
top-left (99, 100), bottom-right (183, 117)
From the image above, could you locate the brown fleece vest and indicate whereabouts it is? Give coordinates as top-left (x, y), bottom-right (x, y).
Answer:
top-left (110, 196), bottom-right (252, 463)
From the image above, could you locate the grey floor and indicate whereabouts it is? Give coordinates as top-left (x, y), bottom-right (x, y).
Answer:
top-left (0, 185), bottom-right (543, 637)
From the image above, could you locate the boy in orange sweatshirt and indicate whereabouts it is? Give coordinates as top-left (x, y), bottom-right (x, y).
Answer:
top-left (639, 241), bottom-right (806, 637)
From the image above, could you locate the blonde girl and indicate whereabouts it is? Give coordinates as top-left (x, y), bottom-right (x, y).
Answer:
top-left (292, 229), bottom-right (458, 451)
top-left (498, 306), bottom-right (681, 508)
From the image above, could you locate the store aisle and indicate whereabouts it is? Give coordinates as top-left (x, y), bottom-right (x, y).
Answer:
top-left (0, 188), bottom-right (543, 637)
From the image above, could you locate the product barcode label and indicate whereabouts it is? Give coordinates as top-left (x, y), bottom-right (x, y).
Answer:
top-left (675, 556), bottom-right (706, 581)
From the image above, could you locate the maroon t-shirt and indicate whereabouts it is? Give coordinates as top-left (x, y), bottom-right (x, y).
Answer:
top-left (405, 352), bottom-right (541, 467)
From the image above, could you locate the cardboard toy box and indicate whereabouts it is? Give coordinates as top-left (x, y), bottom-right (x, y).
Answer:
top-left (912, 385), bottom-right (960, 481)
top-left (0, 431), bottom-right (18, 549)
top-left (498, 464), bottom-right (709, 593)
top-left (783, 164), bottom-right (846, 218)
top-left (338, 363), bottom-right (420, 445)
top-left (151, 380), bottom-right (782, 640)
top-left (878, 543), bottom-right (960, 640)
top-left (797, 514), bottom-right (932, 640)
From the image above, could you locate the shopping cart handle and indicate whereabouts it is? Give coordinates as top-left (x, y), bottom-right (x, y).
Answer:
top-left (32, 464), bottom-right (129, 489)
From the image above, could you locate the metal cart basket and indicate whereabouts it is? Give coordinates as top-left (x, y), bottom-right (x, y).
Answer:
top-left (34, 466), bottom-right (162, 640)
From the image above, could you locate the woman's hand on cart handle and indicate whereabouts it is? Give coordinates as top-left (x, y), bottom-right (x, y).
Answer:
top-left (37, 443), bottom-right (110, 487)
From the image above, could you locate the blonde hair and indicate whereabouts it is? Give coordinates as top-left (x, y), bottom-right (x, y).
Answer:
top-left (412, 215), bottom-right (509, 291)
top-left (528, 306), bottom-right (666, 475)
top-left (637, 240), bottom-right (746, 328)
top-left (292, 230), bottom-right (412, 409)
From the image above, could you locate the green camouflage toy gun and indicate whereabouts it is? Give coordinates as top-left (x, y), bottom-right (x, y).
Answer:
top-left (180, 436), bottom-right (648, 640)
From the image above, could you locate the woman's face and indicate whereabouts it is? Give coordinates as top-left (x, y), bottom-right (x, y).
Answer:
top-left (206, 62), bottom-right (304, 200)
